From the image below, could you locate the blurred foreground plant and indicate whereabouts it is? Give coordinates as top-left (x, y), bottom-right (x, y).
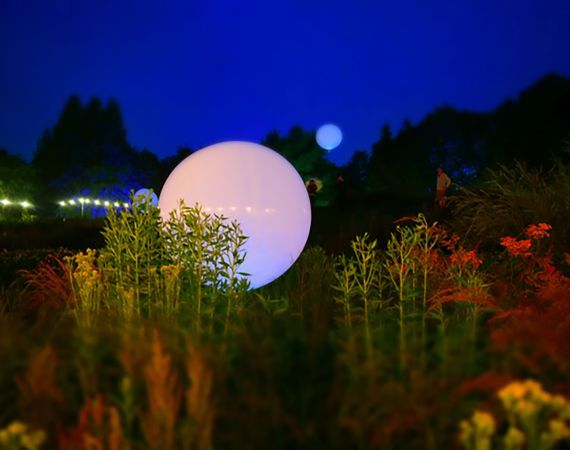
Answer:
top-left (492, 223), bottom-right (570, 376)
top-left (0, 421), bottom-right (46, 450)
top-left (459, 380), bottom-right (570, 450)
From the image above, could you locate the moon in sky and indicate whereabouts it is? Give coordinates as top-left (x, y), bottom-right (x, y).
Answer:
top-left (316, 123), bottom-right (343, 150)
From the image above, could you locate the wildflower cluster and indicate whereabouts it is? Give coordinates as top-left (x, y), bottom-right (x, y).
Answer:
top-left (0, 421), bottom-right (46, 450)
top-left (65, 249), bottom-right (103, 324)
top-left (449, 248), bottom-right (483, 270)
top-left (459, 410), bottom-right (495, 450)
top-left (499, 236), bottom-right (532, 257)
top-left (459, 380), bottom-right (570, 450)
top-left (525, 223), bottom-right (553, 240)
top-left (500, 223), bottom-right (552, 258)
top-left (499, 379), bottom-right (570, 421)
top-left (499, 380), bottom-right (570, 450)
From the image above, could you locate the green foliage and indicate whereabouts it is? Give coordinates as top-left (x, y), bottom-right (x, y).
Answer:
top-left (100, 194), bottom-right (165, 316)
top-left (5, 206), bottom-right (570, 449)
top-left (67, 194), bottom-right (250, 332)
top-left (164, 201), bottom-right (249, 332)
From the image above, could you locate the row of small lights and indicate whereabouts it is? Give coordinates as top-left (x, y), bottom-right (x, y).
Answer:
top-left (58, 197), bottom-right (130, 208)
top-left (0, 197), bottom-right (129, 209)
top-left (3, 198), bottom-right (277, 214)
top-left (204, 206), bottom-right (276, 214)
top-left (1, 198), bottom-right (33, 208)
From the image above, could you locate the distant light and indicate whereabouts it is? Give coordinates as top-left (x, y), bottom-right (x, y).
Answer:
top-left (59, 201), bottom-right (66, 207)
top-left (316, 123), bottom-right (343, 150)
top-left (94, 199), bottom-right (101, 205)
top-left (79, 197), bottom-right (86, 204)
top-left (113, 202), bottom-right (120, 207)
top-left (104, 201), bottom-right (110, 206)
top-left (1, 199), bottom-right (10, 206)
top-left (134, 188), bottom-right (158, 207)
top-left (85, 198), bottom-right (91, 204)
top-left (69, 200), bottom-right (76, 205)
top-left (20, 201), bottom-right (32, 208)
top-left (123, 203), bottom-right (129, 208)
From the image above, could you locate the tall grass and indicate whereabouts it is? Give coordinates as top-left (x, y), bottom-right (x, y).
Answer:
top-left (449, 160), bottom-right (570, 254)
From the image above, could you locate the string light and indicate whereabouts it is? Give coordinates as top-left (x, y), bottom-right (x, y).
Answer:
top-left (1, 194), bottom-right (134, 214)
top-left (58, 196), bottom-right (130, 209)
top-left (0, 197), bottom-right (33, 208)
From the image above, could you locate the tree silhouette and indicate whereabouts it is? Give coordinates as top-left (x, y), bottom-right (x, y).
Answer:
top-left (32, 95), bottom-right (146, 201)
top-left (262, 126), bottom-right (333, 178)
top-left (0, 148), bottom-right (38, 219)
top-left (485, 73), bottom-right (570, 168)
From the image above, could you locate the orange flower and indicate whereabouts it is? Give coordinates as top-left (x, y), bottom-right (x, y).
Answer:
top-left (500, 236), bottom-right (532, 257)
top-left (525, 223), bottom-right (552, 240)
top-left (450, 248), bottom-right (483, 269)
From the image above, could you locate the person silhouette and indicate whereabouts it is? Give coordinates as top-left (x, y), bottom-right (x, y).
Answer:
top-left (435, 166), bottom-right (451, 209)
top-left (307, 179), bottom-right (318, 206)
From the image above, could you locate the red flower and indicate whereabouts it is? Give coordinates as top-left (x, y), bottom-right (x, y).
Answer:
top-left (499, 236), bottom-right (532, 257)
top-left (525, 223), bottom-right (552, 240)
top-left (450, 248), bottom-right (483, 269)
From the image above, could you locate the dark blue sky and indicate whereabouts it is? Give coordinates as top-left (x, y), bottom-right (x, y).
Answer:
top-left (1, 0), bottom-right (570, 165)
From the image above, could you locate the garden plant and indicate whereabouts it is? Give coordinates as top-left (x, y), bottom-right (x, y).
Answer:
top-left (1, 190), bottom-right (570, 450)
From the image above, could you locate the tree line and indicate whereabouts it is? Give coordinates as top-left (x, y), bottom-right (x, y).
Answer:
top-left (1, 73), bottom-right (569, 214)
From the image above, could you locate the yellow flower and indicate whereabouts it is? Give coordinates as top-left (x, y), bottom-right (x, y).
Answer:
top-left (6, 421), bottom-right (26, 435)
top-left (504, 426), bottom-right (525, 450)
top-left (20, 429), bottom-right (46, 449)
top-left (551, 395), bottom-right (567, 409)
top-left (523, 380), bottom-right (551, 404)
top-left (473, 410), bottom-right (496, 436)
top-left (548, 419), bottom-right (570, 441)
top-left (459, 419), bottom-right (474, 446)
top-left (499, 381), bottom-right (527, 409)
top-left (516, 400), bottom-right (537, 419)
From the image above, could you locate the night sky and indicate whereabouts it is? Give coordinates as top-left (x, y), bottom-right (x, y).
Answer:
top-left (1, 0), bottom-right (570, 166)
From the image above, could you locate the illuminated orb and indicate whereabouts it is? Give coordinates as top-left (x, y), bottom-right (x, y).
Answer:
top-left (316, 123), bottom-right (343, 150)
top-left (134, 188), bottom-right (158, 207)
top-left (158, 141), bottom-right (311, 289)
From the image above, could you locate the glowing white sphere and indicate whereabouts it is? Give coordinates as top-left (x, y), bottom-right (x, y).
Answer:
top-left (316, 123), bottom-right (343, 150)
top-left (158, 141), bottom-right (311, 289)
top-left (134, 188), bottom-right (158, 207)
